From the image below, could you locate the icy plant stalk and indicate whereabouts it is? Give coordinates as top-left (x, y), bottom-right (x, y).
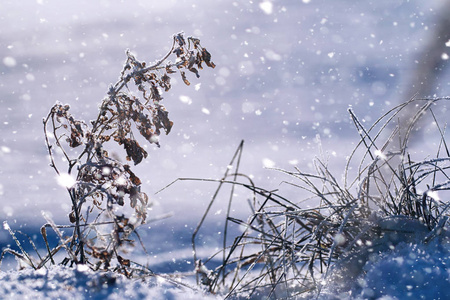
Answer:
top-left (42, 33), bottom-right (215, 272)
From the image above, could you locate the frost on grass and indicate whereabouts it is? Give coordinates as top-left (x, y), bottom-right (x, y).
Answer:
top-left (187, 97), bottom-right (450, 299)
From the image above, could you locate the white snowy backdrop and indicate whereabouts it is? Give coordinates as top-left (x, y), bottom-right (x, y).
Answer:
top-left (1, 0), bottom-right (449, 277)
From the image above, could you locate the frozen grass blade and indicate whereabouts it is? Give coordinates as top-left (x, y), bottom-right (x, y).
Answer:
top-left (1, 222), bottom-right (36, 269)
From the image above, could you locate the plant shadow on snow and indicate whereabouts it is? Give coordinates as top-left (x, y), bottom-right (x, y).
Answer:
top-left (1, 32), bottom-right (450, 299)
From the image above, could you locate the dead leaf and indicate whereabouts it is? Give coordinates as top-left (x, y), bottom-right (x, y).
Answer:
top-left (180, 71), bottom-right (190, 85)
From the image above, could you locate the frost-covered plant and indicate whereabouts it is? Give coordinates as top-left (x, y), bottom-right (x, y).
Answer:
top-left (30, 32), bottom-right (214, 273)
top-left (186, 97), bottom-right (450, 299)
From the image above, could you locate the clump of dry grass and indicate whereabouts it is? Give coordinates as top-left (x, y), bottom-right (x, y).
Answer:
top-left (186, 97), bottom-right (450, 299)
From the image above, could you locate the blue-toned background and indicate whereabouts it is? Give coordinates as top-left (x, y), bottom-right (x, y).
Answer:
top-left (1, 0), bottom-right (448, 271)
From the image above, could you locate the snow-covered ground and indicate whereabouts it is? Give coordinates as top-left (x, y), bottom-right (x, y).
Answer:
top-left (0, 264), bottom-right (219, 299)
top-left (1, 0), bottom-right (450, 298)
top-left (0, 237), bottom-right (448, 299)
top-left (317, 226), bottom-right (450, 299)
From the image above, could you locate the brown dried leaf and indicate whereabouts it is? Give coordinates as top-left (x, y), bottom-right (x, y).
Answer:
top-left (118, 255), bottom-right (130, 267)
top-left (173, 47), bottom-right (184, 57)
top-left (129, 186), bottom-right (138, 208)
top-left (189, 67), bottom-right (200, 78)
top-left (160, 73), bottom-right (171, 92)
top-left (68, 129), bottom-right (83, 147)
top-left (175, 33), bottom-right (186, 46)
top-left (150, 83), bottom-right (162, 101)
top-left (189, 37), bottom-right (201, 48)
top-left (180, 71), bottom-right (190, 86)
top-left (123, 138), bottom-right (148, 165)
top-left (69, 211), bottom-right (76, 223)
top-left (156, 106), bottom-right (173, 134)
top-left (124, 164), bottom-right (141, 185)
top-left (202, 48), bottom-right (216, 68)
top-left (196, 53), bottom-right (203, 69)
top-left (166, 66), bottom-right (176, 74)
top-left (187, 54), bottom-right (196, 69)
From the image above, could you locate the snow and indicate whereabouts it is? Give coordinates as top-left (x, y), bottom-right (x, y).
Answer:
top-left (56, 173), bottom-right (76, 189)
top-left (259, 1), bottom-right (273, 15)
top-left (0, 237), bottom-right (447, 299)
top-left (354, 241), bottom-right (449, 299)
top-left (0, 265), bottom-right (218, 300)
top-left (179, 95), bottom-right (192, 105)
top-left (2, 57), bottom-right (17, 68)
top-left (318, 239), bottom-right (450, 299)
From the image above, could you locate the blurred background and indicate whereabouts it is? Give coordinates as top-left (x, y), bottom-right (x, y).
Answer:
top-left (1, 0), bottom-right (449, 271)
